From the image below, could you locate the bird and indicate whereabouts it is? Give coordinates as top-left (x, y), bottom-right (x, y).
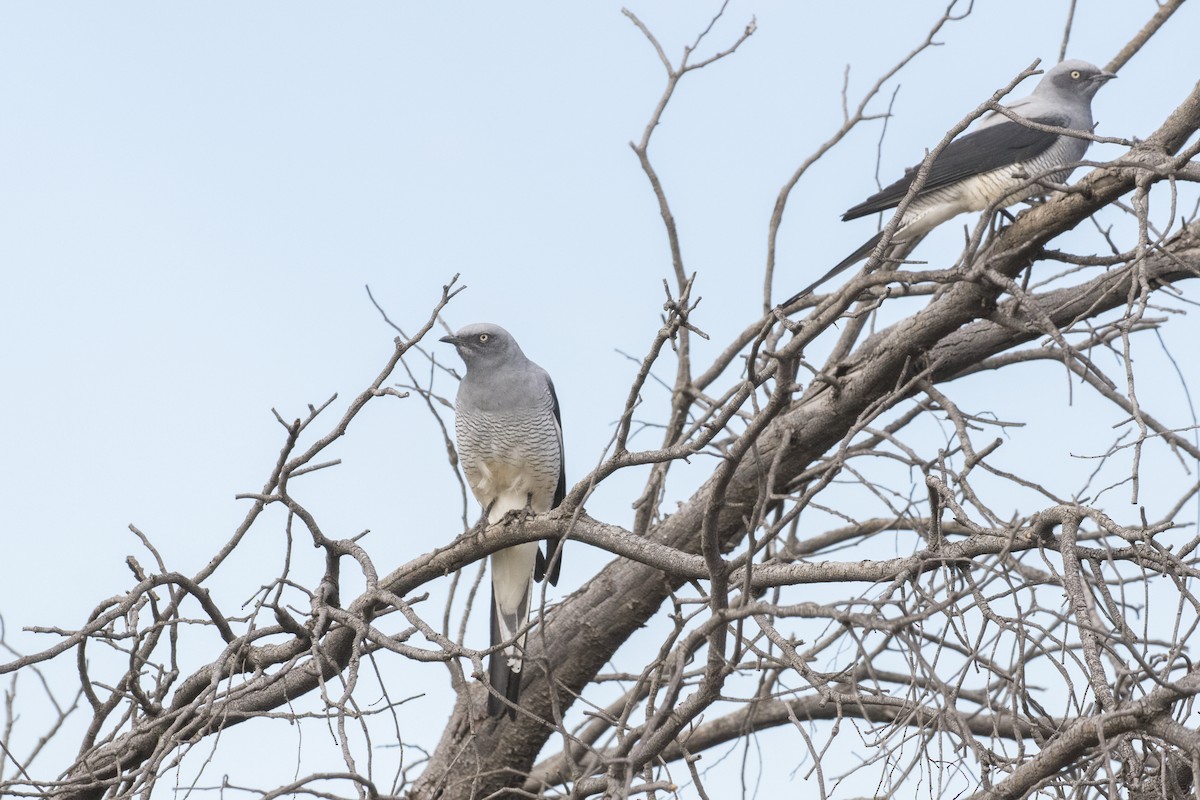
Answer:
top-left (440, 323), bottom-right (566, 717)
top-left (782, 59), bottom-right (1116, 305)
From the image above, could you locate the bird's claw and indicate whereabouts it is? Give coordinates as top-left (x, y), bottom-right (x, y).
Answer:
top-left (500, 501), bottom-right (536, 527)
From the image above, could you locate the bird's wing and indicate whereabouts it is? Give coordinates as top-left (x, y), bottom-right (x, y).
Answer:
top-left (534, 377), bottom-right (566, 586)
top-left (549, 379), bottom-right (566, 509)
top-left (842, 113), bottom-right (1070, 221)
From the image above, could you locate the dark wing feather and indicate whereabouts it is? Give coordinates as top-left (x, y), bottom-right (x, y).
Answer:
top-left (842, 115), bottom-right (1067, 221)
top-left (549, 379), bottom-right (566, 509)
top-left (534, 378), bottom-right (566, 586)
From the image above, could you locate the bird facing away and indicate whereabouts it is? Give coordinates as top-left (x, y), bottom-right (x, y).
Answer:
top-left (782, 59), bottom-right (1116, 305)
top-left (441, 323), bottom-right (566, 717)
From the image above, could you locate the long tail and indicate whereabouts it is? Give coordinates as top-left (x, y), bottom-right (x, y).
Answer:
top-left (779, 230), bottom-right (886, 308)
top-left (488, 544), bottom-right (537, 718)
top-left (534, 535), bottom-right (562, 585)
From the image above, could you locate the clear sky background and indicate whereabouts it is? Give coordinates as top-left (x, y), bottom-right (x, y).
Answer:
top-left (2, 2), bottom-right (1198, 797)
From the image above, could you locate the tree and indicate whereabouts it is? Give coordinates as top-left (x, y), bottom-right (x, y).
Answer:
top-left (3, 2), bottom-right (1200, 798)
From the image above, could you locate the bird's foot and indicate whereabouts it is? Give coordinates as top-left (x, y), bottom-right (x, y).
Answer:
top-left (501, 492), bottom-right (537, 525)
top-left (499, 504), bottom-right (536, 527)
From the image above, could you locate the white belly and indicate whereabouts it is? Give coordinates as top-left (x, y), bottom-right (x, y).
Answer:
top-left (468, 459), bottom-right (553, 523)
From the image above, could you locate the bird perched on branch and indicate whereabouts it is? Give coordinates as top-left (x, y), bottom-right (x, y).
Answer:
top-left (441, 323), bottom-right (566, 717)
top-left (782, 59), bottom-right (1116, 305)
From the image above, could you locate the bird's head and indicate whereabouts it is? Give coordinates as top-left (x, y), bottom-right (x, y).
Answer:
top-left (1041, 59), bottom-right (1117, 101)
top-left (440, 323), bottom-right (523, 371)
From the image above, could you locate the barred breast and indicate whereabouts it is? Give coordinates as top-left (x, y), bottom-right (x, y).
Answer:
top-left (455, 396), bottom-right (562, 523)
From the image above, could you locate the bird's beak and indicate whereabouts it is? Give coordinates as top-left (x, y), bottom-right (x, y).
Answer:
top-left (1097, 71), bottom-right (1117, 83)
top-left (439, 335), bottom-right (459, 345)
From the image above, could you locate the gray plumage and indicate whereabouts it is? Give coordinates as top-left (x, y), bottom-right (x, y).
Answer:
top-left (440, 323), bottom-right (566, 718)
top-left (783, 59), bottom-right (1116, 304)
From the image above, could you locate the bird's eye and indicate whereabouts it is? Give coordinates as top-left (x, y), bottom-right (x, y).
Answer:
top-left (1070, 70), bottom-right (1082, 80)
top-left (478, 333), bottom-right (490, 343)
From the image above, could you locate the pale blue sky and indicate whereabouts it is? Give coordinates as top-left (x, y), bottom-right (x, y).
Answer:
top-left (2, 2), bottom-right (1198, 796)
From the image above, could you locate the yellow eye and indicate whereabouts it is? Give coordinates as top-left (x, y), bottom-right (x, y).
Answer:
top-left (1070, 70), bottom-right (1081, 79)
top-left (478, 333), bottom-right (490, 343)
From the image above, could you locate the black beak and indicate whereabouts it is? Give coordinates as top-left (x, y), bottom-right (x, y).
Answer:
top-left (1097, 71), bottom-right (1117, 83)
top-left (439, 335), bottom-right (458, 345)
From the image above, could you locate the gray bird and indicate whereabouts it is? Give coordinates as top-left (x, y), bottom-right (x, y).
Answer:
top-left (783, 59), bottom-right (1115, 305)
top-left (440, 323), bottom-right (566, 717)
